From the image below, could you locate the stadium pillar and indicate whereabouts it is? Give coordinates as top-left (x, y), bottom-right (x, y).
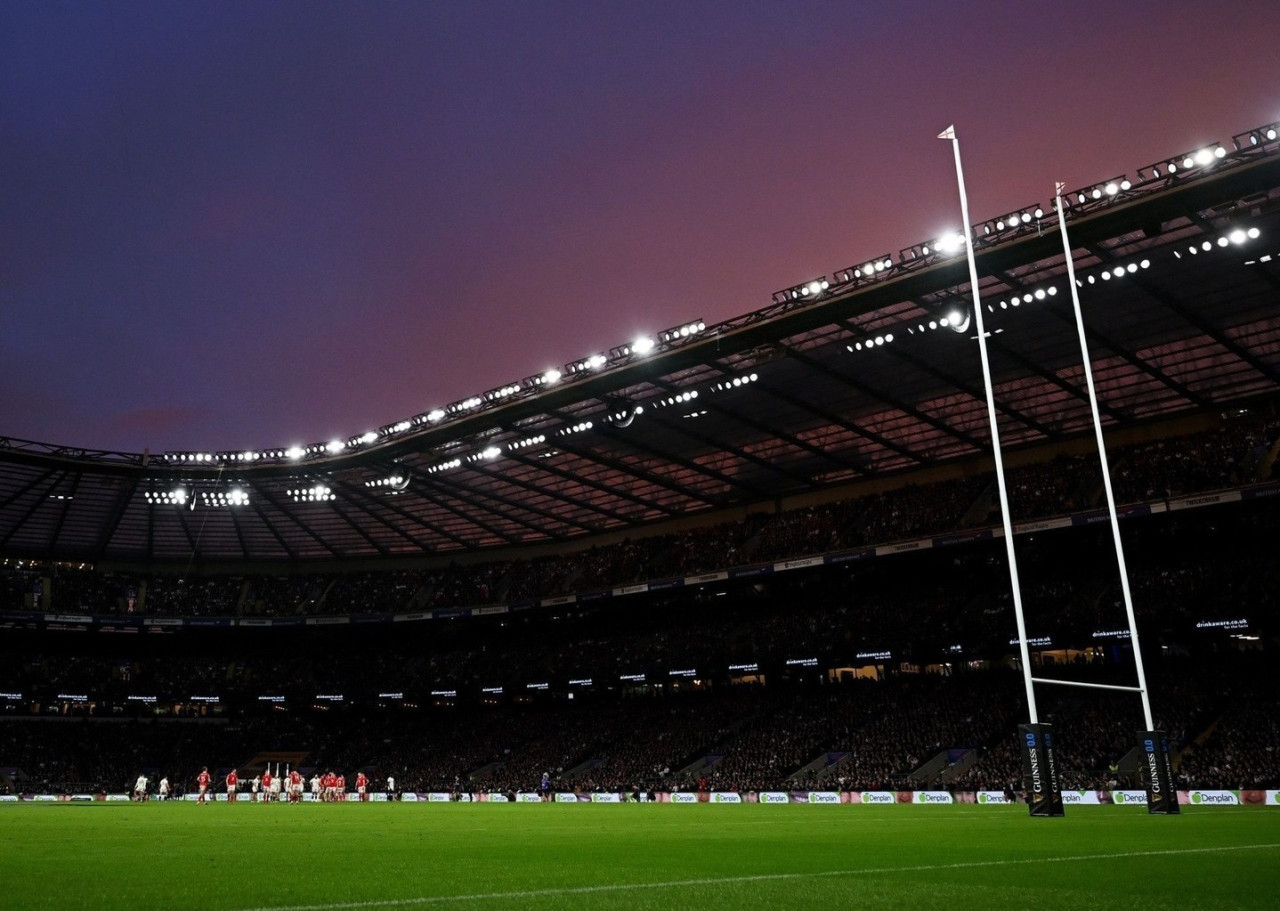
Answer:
top-left (940, 126), bottom-right (1055, 817)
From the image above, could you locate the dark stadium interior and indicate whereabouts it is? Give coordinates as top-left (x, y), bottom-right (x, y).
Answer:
top-left (3, 122), bottom-right (1280, 803)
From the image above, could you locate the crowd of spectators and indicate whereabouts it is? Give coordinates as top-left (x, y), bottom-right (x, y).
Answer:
top-left (3, 411), bottom-right (1277, 621)
top-left (2, 411), bottom-right (1279, 798)
top-left (2, 650), bottom-right (1275, 796)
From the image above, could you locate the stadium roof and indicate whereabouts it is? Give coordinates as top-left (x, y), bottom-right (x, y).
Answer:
top-left (5, 120), bottom-right (1280, 564)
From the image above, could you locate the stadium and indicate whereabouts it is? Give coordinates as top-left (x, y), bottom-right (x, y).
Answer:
top-left (5, 4), bottom-right (1280, 905)
top-left (3, 109), bottom-right (1280, 907)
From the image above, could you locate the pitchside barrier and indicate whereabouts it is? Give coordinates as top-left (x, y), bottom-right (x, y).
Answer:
top-left (8, 790), bottom-right (1277, 805)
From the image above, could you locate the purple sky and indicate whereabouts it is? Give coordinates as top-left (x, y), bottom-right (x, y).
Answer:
top-left (3, 0), bottom-right (1278, 454)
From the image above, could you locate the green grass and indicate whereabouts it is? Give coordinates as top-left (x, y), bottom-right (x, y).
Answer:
top-left (1, 803), bottom-right (1277, 911)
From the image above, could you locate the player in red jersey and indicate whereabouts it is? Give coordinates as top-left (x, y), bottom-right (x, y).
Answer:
top-left (355, 771), bottom-right (368, 802)
top-left (336, 774), bottom-right (346, 802)
top-left (226, 769), bottom-right (239, 803)
top-left (260, 768), bottom-right (273, 804)
top-left (197, 767), bottom-right (211, 804)
top-left (289, 768), bottom-right (303, 804)
top-left (322, 771), bottom-right (336, 802)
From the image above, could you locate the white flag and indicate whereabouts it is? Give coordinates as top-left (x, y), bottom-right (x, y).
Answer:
top-left (937, 125), bottom-right (955, 140)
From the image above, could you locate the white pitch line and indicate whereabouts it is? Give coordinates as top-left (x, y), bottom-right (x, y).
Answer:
top-left (229, 842), bottom-right (1280, 911)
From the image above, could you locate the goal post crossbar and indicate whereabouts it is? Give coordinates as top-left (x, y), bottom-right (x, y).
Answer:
top-left (1031, 677), bottom-right (1144, 694)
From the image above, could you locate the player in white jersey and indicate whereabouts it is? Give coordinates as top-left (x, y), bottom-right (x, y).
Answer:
top-left (133, 774), bottom-right (148, 801)
top-left (158, 777), bottom-right (170, 801)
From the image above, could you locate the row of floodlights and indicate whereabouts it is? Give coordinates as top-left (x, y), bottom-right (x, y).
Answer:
top-left (1173, 226), bottom-right (1261, 261)
top-left (709, 373), bottom-right (759, 393)
top-left (365, 475), bottom-right (406, 489)
top-left (160, 318), bottom-right (708, 468)
top-left (992, 286), bottom-right (1059, 308)
top-left (288, 485), bottom-right (334, 503)
top-left (160, 120), bottom-right (1280, 472)
top-left (202, 489), bottom-right (249, 507)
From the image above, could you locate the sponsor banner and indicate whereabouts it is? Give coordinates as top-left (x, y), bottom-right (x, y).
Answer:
top-left (1111, 790), bottom-right (1149, 805)
top-left (826, 548), bottom-right (875, 564)
top-left (1186, 790), bottom-right (1240, 806)
top-left (807, 791), bottom-right (840, 804)
top-left (1167, 490), bottom-right (1242, 511)
top-left (555, 793), bottom-right (579, 803)
top-left (976, 791), bottom-right (1014, 805)
top-left (105, 794), bottom-right (131, 802)
top-left (392, 613), bottom-right (429, 622)
top-left (1194, 618), bottom-right (1249, 632)
top-left (1020, 723), bottom-right (1065, 817)
top-left (670, 793), bottom-right (699, 804)
top-left (728, 565), bottom-right (772, 579)
top-left (710, 792), bottom-right (741, 804)
top-left (238, 618), bottom-right (273, 627)
top-left (758, 792), bottom-right (790, 804)
top-left (1242, 484), bottom-right (1280, 501)
top-left (647, 579), bottom-right (684, 592)
top-left (613, 583), bottom-right (649, 596)
top-left (578, 591), bottom-right (610, 603)
top-left (913, 791), bottom-right (954, 805)
top-left (933, 529), bottom-right (994, 547)
top-left (539, 596), bottom-right (576, 607)
top-left (686, 572), bottom-right (728, 584)
top-left (431, 609), bottom-right (469, 620)
top-left (516, 793), bottom-right (542, 803)
top-left (485, 793), bottom-right (510, 803)
top-left (351, 614), bottom-right (392, 625)
top-left (370, 793), bottom-right (387, 802)
top-left (270, 617), bottom-right (306, 626)
top-left (426, 793), bottom-right (452, 802)
top-left (186, 618), bottom-right (233, 627)
top-left (472, 606), bottom-right (509, 616)
top-left (1138, 730), bottom-right (1180, 815)
top-left (0, 795), bottom-right (18, 802)
top-left (46, 614), bottom-right (94, 623)
top-left (875, 539), bottom-right (932, 556)
top-left (1061, 790), bottom-right (1103, 805)
top-left (182, 794), bottom-right (200, 802)
top-left (400, 793), bottom-right (419, 802)
top-left (591, 793), bottom-right (622, 803)
top-left (32, 795), bottom-right (59, 802)
top-left (860, 791), bottom-right (896, 805)
top-left (509, 601), bottom-right (539, 613)
top-left (144, 618), bottom-right (185, 627)
top-left (70, 794), bottom-right (95, 801)
top-left (1012, 517), bottom-right (1073, 534)
top-left (455, 793), bottom-right (473, 803)
top-left (774, 557), bottom-right (824, 572)
top-left (1267, 791), bottom-right (1280, 806)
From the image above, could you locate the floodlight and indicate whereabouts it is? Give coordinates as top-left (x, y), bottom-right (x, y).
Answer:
top-left (286, 446), bottom-right (304, 460)
top-left (542, 368), bottom-right (562, 385)
top-left (1228, 229), bottom-right (1247, 245)
top-left (327, 440), bottom-right (344, 454)
top-left (632, 336), bottom-right (655, 355)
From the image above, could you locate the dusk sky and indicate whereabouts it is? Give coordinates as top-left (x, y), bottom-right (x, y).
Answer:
top-left (3, 1), bottom-right (1278, 455)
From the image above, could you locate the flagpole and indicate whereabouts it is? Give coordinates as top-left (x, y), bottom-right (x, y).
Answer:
top-left (938, 125), bottom-right (1039, 723)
